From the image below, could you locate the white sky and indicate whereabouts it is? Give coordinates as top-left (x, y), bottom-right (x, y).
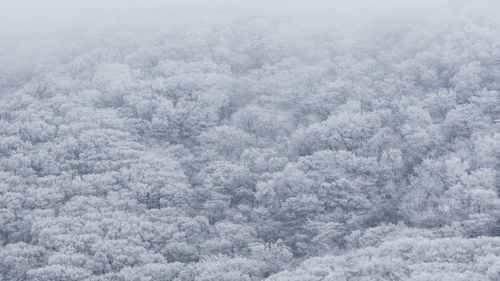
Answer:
top-left (0, 0), bottom-right (454, 34)
top-left (0, 0), bottom-right (495, 58)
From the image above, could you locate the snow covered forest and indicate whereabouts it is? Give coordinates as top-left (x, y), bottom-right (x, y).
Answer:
top-left (1, 0), bottom-right (499, 280)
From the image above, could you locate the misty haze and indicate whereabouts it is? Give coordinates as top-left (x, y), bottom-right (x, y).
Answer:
top-left (0, 0), bottom-right (499, 280)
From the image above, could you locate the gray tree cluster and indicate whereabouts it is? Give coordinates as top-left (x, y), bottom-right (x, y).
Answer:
top-left (1, 1), bottom-right (499, 280)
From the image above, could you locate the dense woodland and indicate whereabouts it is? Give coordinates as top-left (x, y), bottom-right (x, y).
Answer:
top-left (0, 1), bottom-right (499, 280)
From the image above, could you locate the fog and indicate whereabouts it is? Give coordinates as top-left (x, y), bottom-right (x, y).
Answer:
top-left (0, 0), bottom-right (466, 80)
top-left (0, 0), bottom-right (457, 41)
